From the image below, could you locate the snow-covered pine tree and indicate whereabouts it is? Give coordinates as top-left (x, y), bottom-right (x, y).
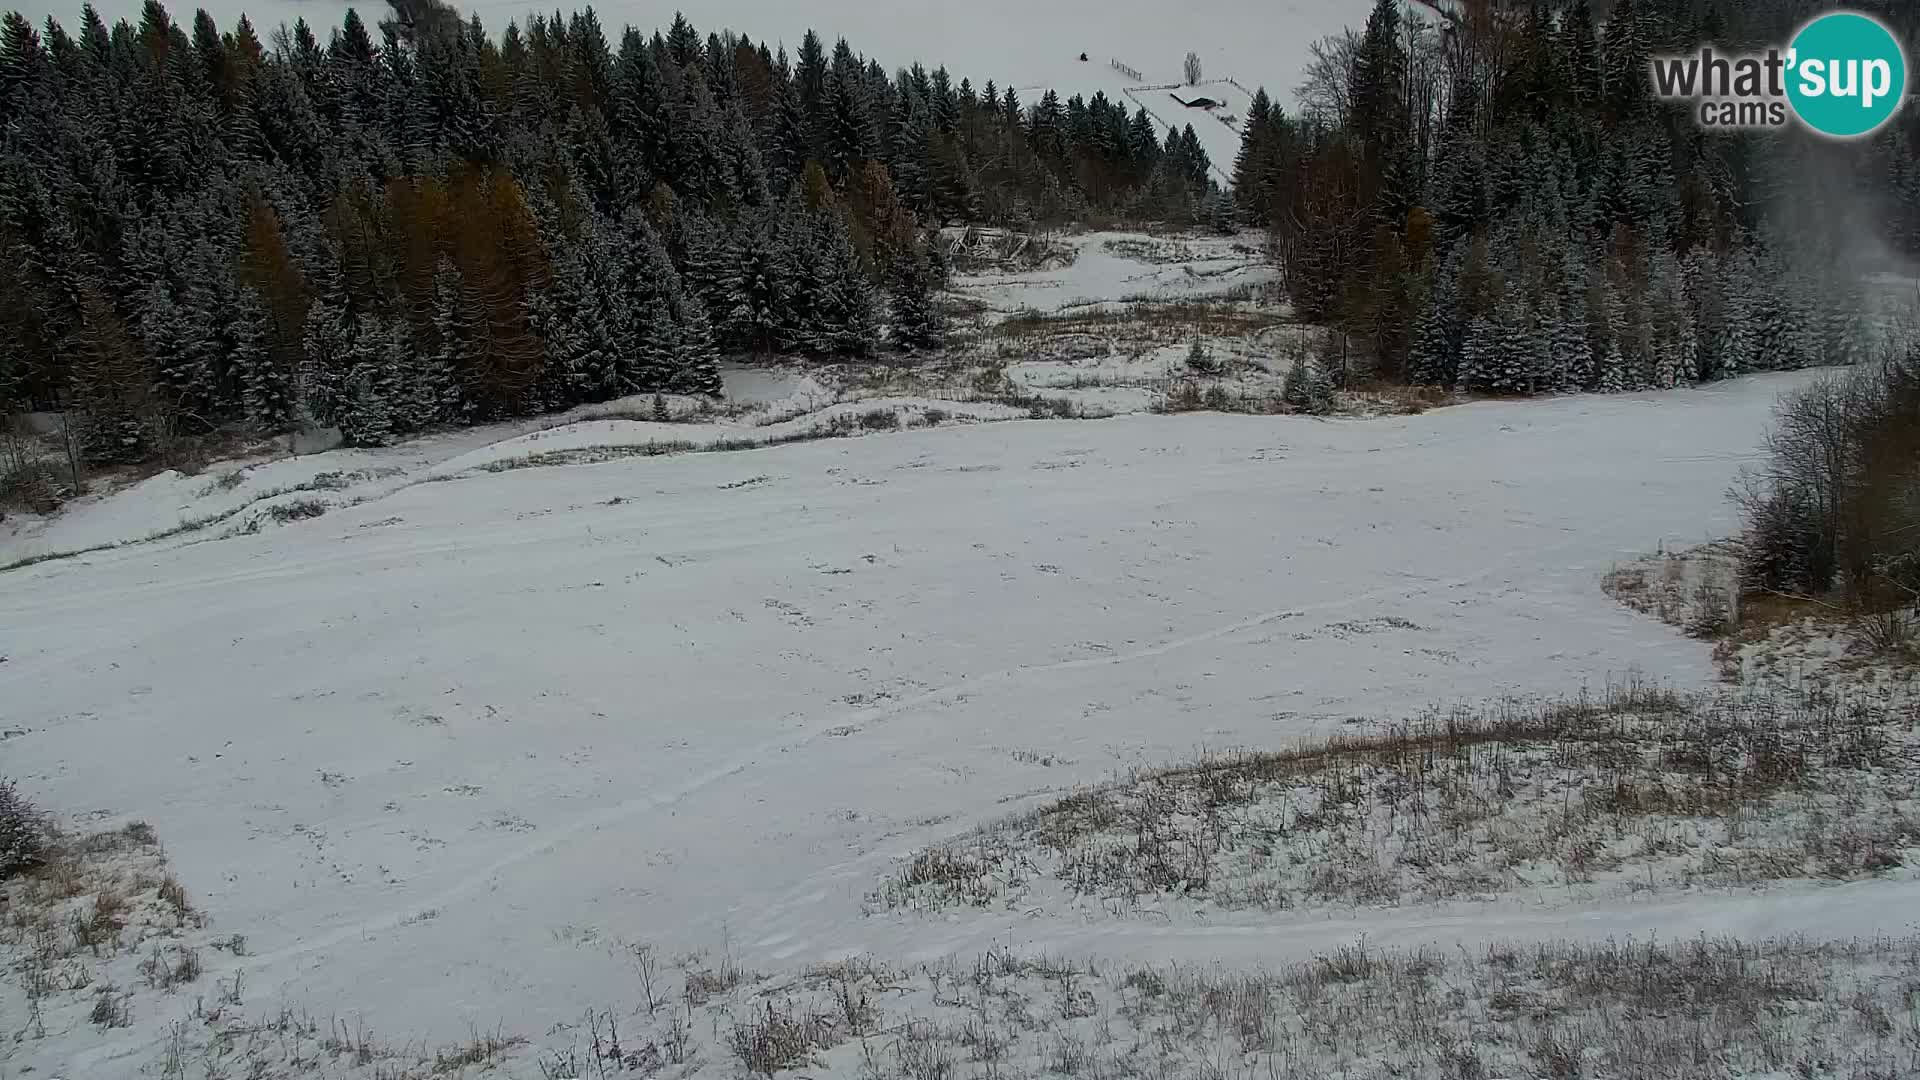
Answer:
top-left (1203, 188), bottom-right (1236, 235)
top-left (678, 210), bottom-right (743, 350)
top-left (69, 288), bottom-right (153, 464)
top-left (136, 279), bottom-right (194, 424)
top-left (887, 240), bottom-right (943, 352)
top-left (297, 296), bottom-right (347, 432)
top-left (1595, 340), bottom-right (1628, 393)
top-left (1820, 278), bottom-right (1866, 367)
top-left (671, 292), bottom-right (724, 396)
top-left (783, 204), bottom-right (836, 350)
top-left (429, 255), bottom-right (479, 420)
top-left (664, 12), bottom-right (700, 68)
top-left (1682, 250), bottom-right (1729, 383)
top-left (1547, 283), bottom-right (1589, 393)
top-left (1455, 312), bottom-right (1496, 394)
top-left (373, 317), bottom-right (440, 432)
top-left (888, 84), bottom-right (931, 212)
top-left (635, 295), bottom-right (679, 392)
top-left (719, 100), bottom-right (770, 208)
top-left (1408, 246), bottom-right (1466, 387)
top-left (1600, 0), bottom-right (1650, 117)
top-left (1646, 252), bottom-right (1686, 390)
top-left (612, 29), bottom-right (673, 189)
top-left (821, 64), bottom-right (871, 181)
top-left (1746, 265), bottom-right (1790, 372)
top-left (608, 209), bottom-right (688, 384)
top-left (1521, 289), bottom-right (1554, 395)
top-left (767, 65), bottom-right (809, 191)
top-left (810, 219), bottom-right (879, 357)
top-left (1282, 352), bottom-right (1334, 414)
top-left (1717, 252), bottom-right (1756, 378)
top-left (231, 288), bottom-right (291, 431)
top-left (674, 70), bottom-right (734, 204)
top-left (524, 255), bottom-right (583, 409)
top-left (1231, 89), bottom-right (1271, 206)
top-left (1606, 257), bottom-right (1653, 391)
top-left (733, 211), bottom-right (793, 356)
top-left (331, 312), bottom-right (395, 447)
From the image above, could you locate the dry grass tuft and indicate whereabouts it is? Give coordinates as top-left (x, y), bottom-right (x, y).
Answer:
top-left (874, 682), bottom-right (1920, 913)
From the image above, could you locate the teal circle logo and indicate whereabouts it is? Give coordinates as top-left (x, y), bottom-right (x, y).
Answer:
top-left (1786, 11), bottom-right (1908, 139)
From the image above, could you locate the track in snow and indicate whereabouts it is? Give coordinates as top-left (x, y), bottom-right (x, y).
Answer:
top-left (9, 372), bottom-right (1866, 1072)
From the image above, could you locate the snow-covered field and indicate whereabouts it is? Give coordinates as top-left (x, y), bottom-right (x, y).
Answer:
top-left (14, 367), bottom-right (1920, 1078)
top-left (952, 232), bottom-right (1276, 319)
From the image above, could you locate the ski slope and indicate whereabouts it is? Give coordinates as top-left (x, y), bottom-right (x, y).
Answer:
top-left (1015, 59), bottom-right (1257, 187)
top-left (10, 369), bottom-right (1907, 1077)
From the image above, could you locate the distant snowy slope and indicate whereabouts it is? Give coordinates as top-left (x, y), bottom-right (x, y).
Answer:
top-left (1010, 57), bottom-right (1257, 186)
top-left (51, 0), bottom-right (1377, 116)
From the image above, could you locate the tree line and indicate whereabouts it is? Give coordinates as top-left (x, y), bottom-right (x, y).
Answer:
top-left (0, 0), bottom-right (1225, 460)
top-left (1231, 0), bottom-right (1920, 395)
top-left (4, 0), bottom-right (1919, 473)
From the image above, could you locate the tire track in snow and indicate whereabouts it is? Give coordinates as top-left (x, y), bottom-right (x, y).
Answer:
top-left (219, 572), bottom-right (1461, 979)
top-left (718, 527), bottom-right (1674, 959)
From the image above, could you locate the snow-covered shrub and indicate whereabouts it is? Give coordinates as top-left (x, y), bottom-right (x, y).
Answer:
top-left (1282, 355), bottom-right (1334, 415)
top-left (0, 460), bottom-right (65, 514)
top-left (0, 779), bottom-right (50, 880)
top-left (1185, 338), bottom-right (1220, 374)
top-left (857, 408), bottom-right (900, 432)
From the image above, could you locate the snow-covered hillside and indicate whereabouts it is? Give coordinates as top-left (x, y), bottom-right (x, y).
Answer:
top-left (10, 368), bottom-right (1906, 1078)
top-left (1016, 61), bottom-right (1258, 187)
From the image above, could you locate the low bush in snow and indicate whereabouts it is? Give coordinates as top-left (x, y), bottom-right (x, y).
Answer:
top-left (0, 460), bottom-right (67, 515)
top-left (0, 779), bottom-right (49, 880)
top-left (872, 682), bottom-right (1920, 914)
top-left (541, 935), bottom-right (1920, 1080)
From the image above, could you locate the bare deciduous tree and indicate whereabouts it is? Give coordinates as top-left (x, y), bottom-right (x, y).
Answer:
top-left (1183, 51), bottom-right (1203, 85)
top-left (1296, 31), bottom-right (1360, 128)
top-left (1735, 344), bottom-right (1920, 607)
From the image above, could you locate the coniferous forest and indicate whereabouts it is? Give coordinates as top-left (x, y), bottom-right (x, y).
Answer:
top-left (1241, 0), bottom-right (1920, 396)
top-left (0, 0), bottom-right (1228, 456)
top-left (0, 0), bottom-right (1917, 463)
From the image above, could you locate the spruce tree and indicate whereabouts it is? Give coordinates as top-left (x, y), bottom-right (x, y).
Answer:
top-left (429, 256), bottom-right (478, 420)
top-left (810, 218), bottom-right (879, 356)
top-left (1455, 313), bottom-right (1496, 394)
top-left (1550, 257), bottom-right (1591, 392)
top-left (298, 297), bottom-right (349, 431)
top-left (887, 240), bottom-right (942, 352)
top-left (733, 212), bottom-right (793, 355)
top-left (1282, 352), bottom-right (1334, 414)
top-left (672, 292), bottom-right (724, 395)
top-left (232, 288), bottom-right (290, 431)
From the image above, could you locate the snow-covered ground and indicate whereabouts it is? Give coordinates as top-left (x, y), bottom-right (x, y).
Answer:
top-left (952, 232), bottom-right (1276, 319)
top-left (0, 393), bottom-right (1020, 565)
top-left (15, 368), bottom-right (1918, 1078)
top-left (0, 229), bottom-right (1282, 568)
